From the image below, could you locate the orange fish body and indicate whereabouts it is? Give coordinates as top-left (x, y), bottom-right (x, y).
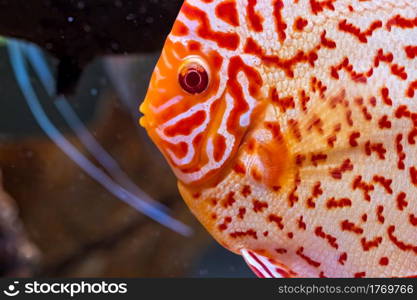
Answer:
top-left (140, 0), bottom-right (417, 277)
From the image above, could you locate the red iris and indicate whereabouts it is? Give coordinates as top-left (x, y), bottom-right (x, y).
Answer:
top-left (179, 62), bottom-right (209, 94)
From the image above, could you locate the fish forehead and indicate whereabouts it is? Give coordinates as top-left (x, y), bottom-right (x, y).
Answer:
top-left (175, 0), bottom-right (417, 277)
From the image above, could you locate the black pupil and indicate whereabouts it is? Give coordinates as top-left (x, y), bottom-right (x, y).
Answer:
top-left (179, 63), bottom-right (208, 94)
top-left (185, 70), bottom-right (201, 88)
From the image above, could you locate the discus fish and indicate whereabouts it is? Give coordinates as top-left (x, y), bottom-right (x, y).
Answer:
top-left (140, 0), bottom-right (417, 277)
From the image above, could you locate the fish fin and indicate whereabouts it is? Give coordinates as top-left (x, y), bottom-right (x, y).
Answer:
top-left (278, 87), bottom-right (401, 181)
top-left (284, 90), bottom-right (380, 154)
top-left (241, 249), bottom-right (297, 278)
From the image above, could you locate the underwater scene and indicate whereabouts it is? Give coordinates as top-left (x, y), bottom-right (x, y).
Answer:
top-left (1, 0), bottom-right (417, 279)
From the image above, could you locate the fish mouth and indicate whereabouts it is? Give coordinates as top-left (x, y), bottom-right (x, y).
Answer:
top-left (138, 102), bottom-right (148, 128)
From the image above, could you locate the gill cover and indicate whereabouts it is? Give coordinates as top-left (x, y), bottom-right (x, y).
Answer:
top-left (140, 2), bottom-right (265, 185)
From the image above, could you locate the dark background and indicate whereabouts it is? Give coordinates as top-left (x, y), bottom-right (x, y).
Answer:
top-left (0, 0), bottom-right (254, 277)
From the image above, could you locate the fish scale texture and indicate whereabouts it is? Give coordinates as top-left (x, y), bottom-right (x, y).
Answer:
top-left (141, 0), bottom-right (417, 277)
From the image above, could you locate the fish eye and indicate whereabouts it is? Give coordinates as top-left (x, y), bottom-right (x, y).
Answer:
top-left (178, 57), bottom-right (209, 95)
